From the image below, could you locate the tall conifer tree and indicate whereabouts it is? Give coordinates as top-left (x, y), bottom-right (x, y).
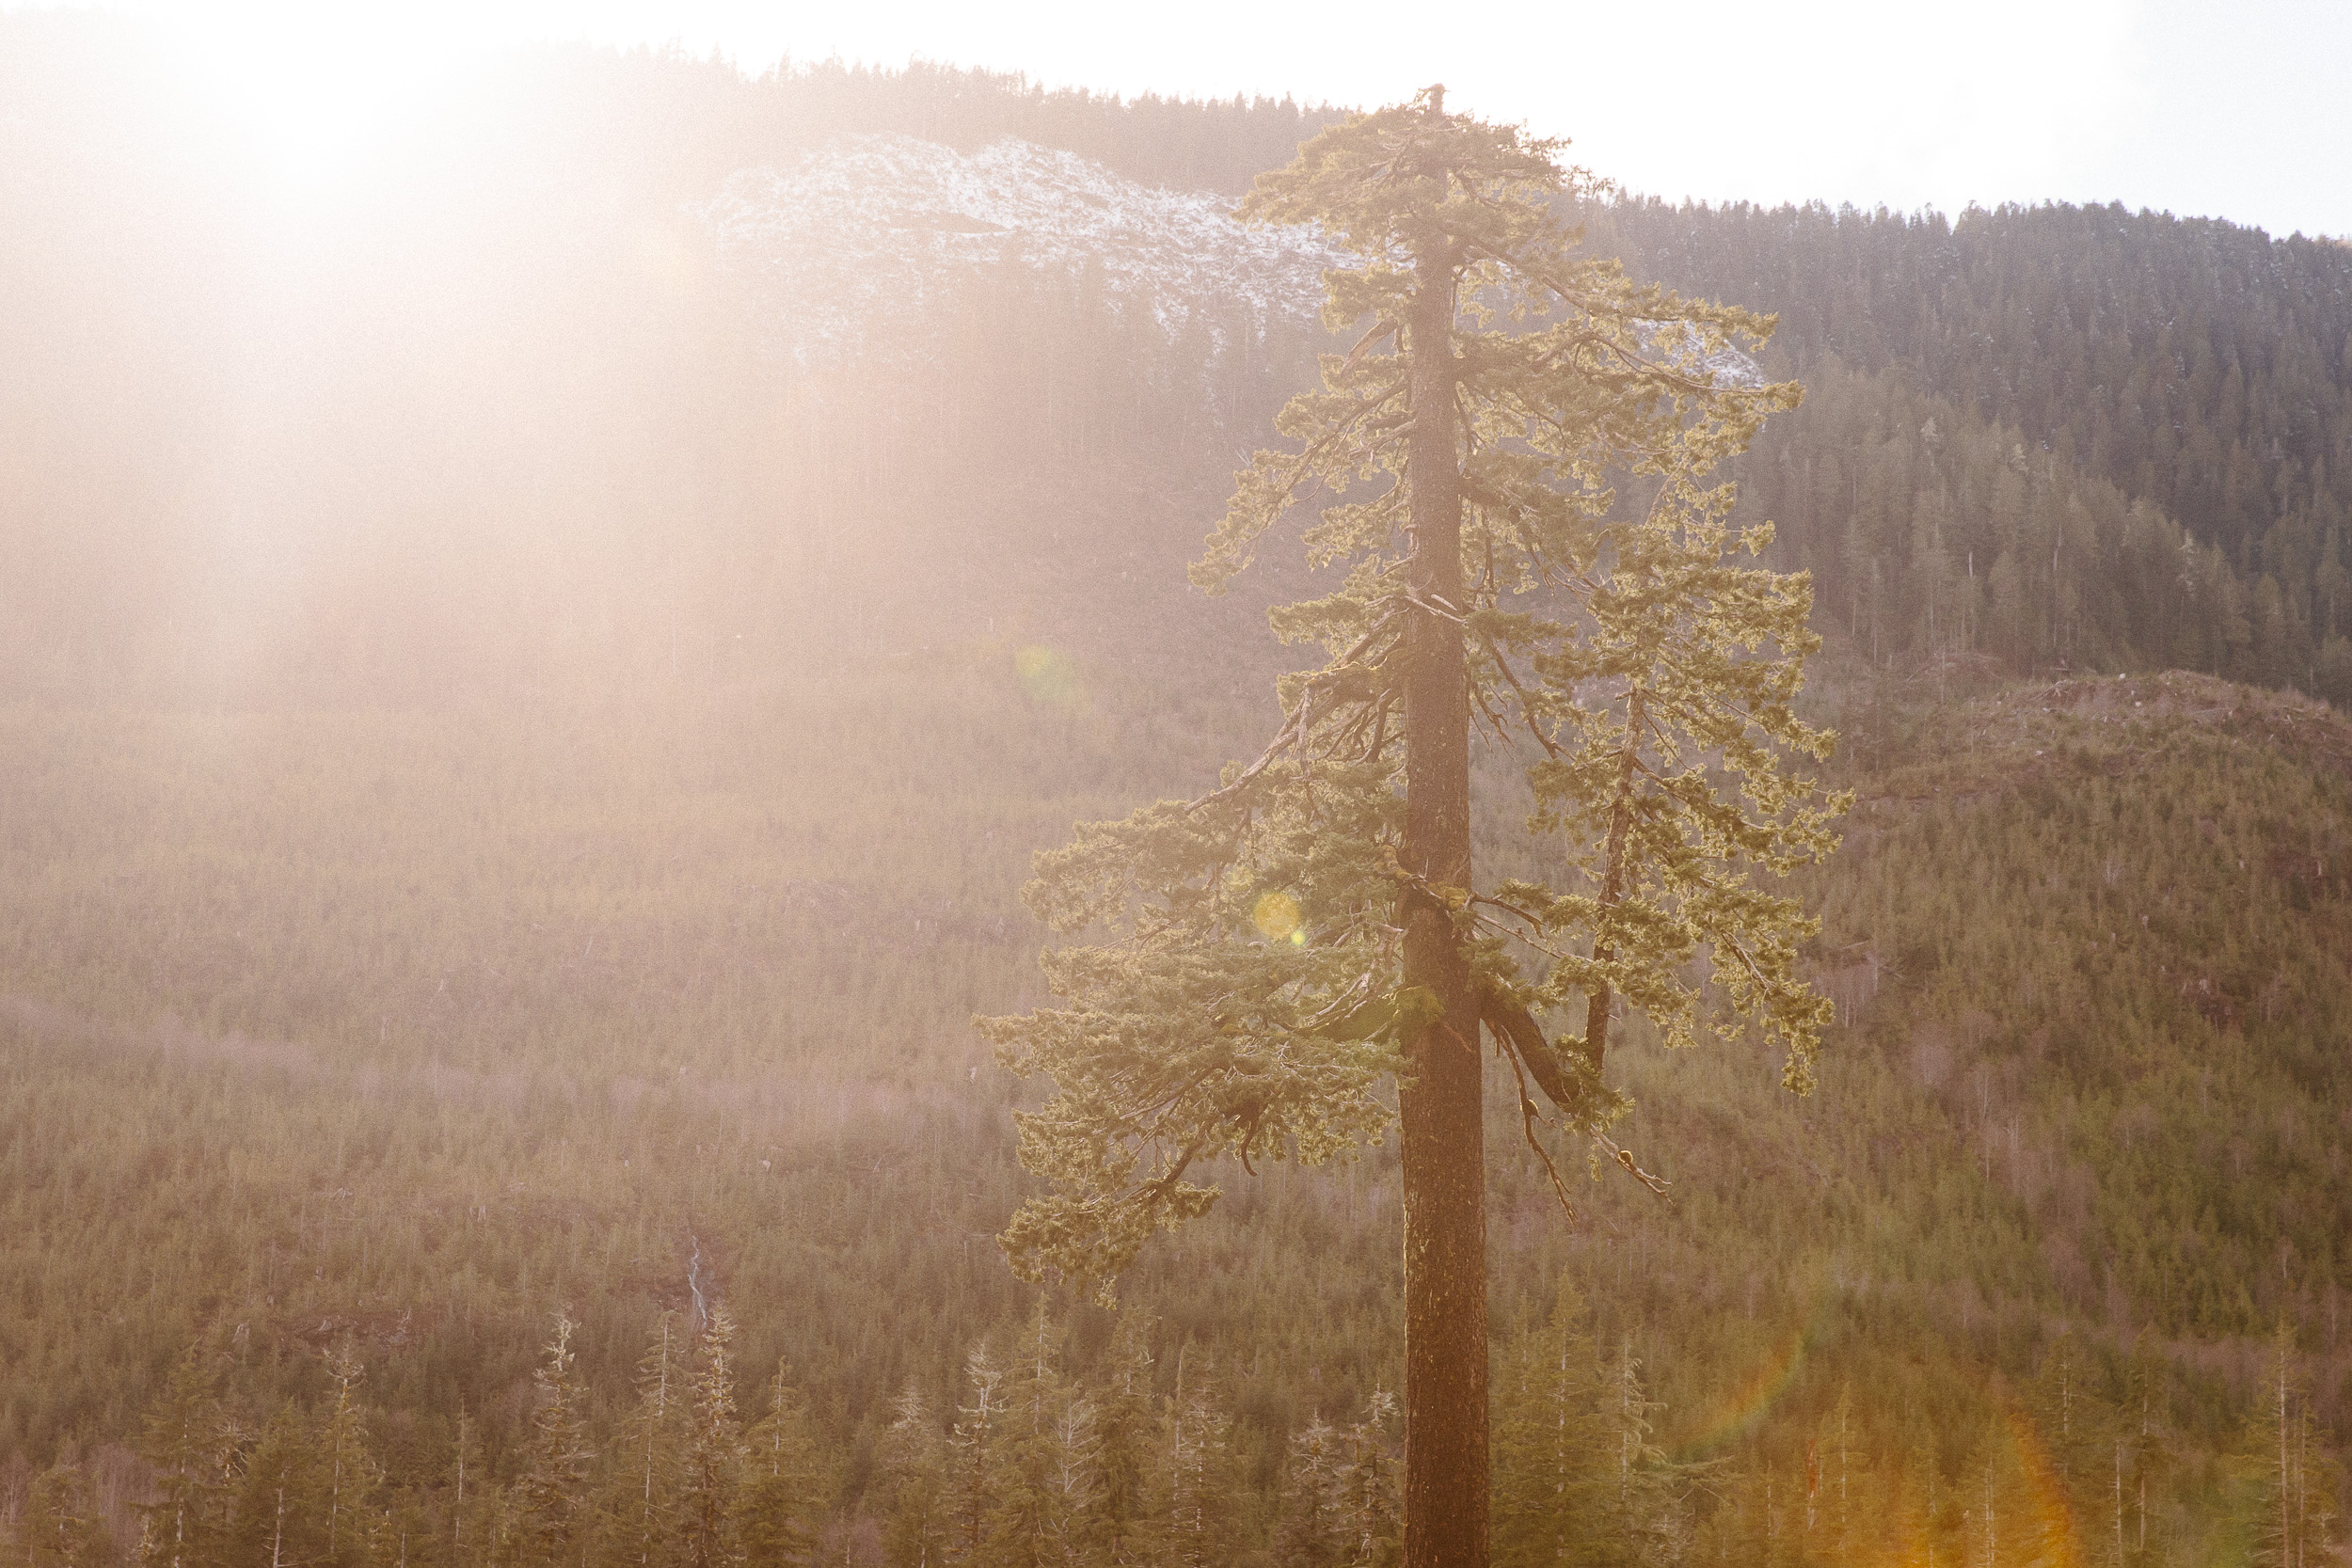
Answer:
top-left (1339, 1391), bottom-right (1403, 1568)
top-left (990, 1302), bottom-right (1095, 1568)
top-left (982, 87), bottom-right (1837, 1568)
top-left (611, 1313), bottom-right (688, 1568)
top-left (1087, 1314), bottom-right (1158, 1568)
top-left (230, 1407), bottom-right (329, 1568)
top-left (878, 1387), bottom-right (946, 1568)
top-left (1153, 1354), bottom-right (1239, 1568)
top-left (1492, 1283), bottom-right (1610, 1568)
top-left (677, 1308), bottom-right (743, 1568)
top-left (319, 1345), bottom-right (383, 1568)
top-left (735, 1361), bottom-right (823, 1568)
top-left (514, 1316), bottom-right (595, 1568)
top-left (136, 1343), bottom-right (232, 1568)
top-left (1277, 1416), bottom-right (1350, 1568)
top-left (945, 1346), bottom-right (1009, 1566)
top-left (20, 1465), bottom-right (109, 1568)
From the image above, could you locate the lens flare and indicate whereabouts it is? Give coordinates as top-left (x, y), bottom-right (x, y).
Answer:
top-left (1015, 645), bottom-right (1078, 705)
top-left (2000, 1395), bottom-right (2087, 1568)
top-left (1252, 891), bottom-right (1301, 942)
top-left (1682, 1318), bottom-right (1810, 1451)
top-left (158, 8), bottom-right (467, 194)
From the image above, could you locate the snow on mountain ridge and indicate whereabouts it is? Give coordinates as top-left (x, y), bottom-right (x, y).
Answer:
top-left (701, 133), bottom-right (1347, 368)
top-left (700, 133), bottom-right (1763, 391)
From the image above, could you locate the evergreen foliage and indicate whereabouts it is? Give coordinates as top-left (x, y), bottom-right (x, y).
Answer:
top-left (1152, 1354), bottom-right (1242, 1568)
top-left (984, 86), bottom-right (1838, 1567)
top-left (7, 18), bottom-right (2349, 721)
top-left (676, 1309), bottom-right (742, 1568)
top-left (6, 23), bottom-right (2352, 1568)
top-left (2239, 1323), bottom-right (2342, 1568)
top-left (16, 1465), bottom-right (107, 1568)
top-left (735, 1360), bottom-right (825, 1568)
top-left (878, 1388), bottom-right (946, 1568)
top-left (1597, 199), bottom-right (2352, 700)
top-left (134, 1348), bottom-right (229, 1568)
top-left (5, 668), bottom-right (2350, 1566)
top-left (514, 1317), bottom-right (594, 1568)
top-left (610, 1313), bottom-right (687, 1568)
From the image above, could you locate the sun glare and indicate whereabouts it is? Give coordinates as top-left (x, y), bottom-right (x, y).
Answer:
top-left (157, 8), bottom-right (464, 192)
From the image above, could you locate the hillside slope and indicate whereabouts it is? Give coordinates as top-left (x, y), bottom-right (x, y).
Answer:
top-left (1604, 199), bottom-right (2352, 700)
top-left (5, 26), bottom-right (2351, 1563)
top-left (7, 27), bottom-right (2347, 716)
top-left (5, 671), bottom-right (2348, 1562)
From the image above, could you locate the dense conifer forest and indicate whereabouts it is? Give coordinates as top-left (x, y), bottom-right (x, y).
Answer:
top-left (1595, 200), bottom-right (2352, 700)
top-left (3, 17), bottom-right (2348, 1567)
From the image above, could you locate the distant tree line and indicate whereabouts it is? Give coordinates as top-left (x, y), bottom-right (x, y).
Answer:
top-left (0, 1302), bottom-right (1395, 1568)
top-left (8, 20), bottom-right (2352, 710)
top-left (5, 26), bottom-right (2352, 1567)
top-left (6, 1288), bottom-right (2335, 1568)
top-left (1597, 199), bottom-right (2352, 701)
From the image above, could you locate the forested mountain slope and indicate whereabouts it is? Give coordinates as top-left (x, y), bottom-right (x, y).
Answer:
top-left (8, 17), bottom-right (2349, 712)
top-left (5, 671), bottom-right (2349, 1565)
top-left (5, 20), bottom-right (2351, 1567)
top-left (0, 17), bottom-right (1339, 707)
top-left (1599, 201), bottom-right (2352, 697)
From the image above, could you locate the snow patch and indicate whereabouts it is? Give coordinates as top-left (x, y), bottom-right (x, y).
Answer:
top-left (700, 133), bottom-right (1347, 368)
top-left (699, 134), bottom-right (1766, 391)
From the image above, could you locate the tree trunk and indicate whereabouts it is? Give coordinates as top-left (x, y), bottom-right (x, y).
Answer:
top-left (1397, 243), bottom-right (1486, 1568)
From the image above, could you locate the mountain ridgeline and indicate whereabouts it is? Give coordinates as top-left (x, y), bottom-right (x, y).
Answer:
top-left (1594, 199), bottom-right (2352, 697)
top-left (9, 18), bottom-right (2348, 710)
top-left (3, 20), bottom-right (2349, 1568)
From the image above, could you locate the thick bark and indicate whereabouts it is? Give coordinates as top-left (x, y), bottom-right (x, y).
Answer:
top-left (1397, 245), bottom-right (1486, 1568)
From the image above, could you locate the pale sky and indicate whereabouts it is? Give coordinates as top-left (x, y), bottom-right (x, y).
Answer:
top-left (33, 0), bottom-right (2352, 238)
